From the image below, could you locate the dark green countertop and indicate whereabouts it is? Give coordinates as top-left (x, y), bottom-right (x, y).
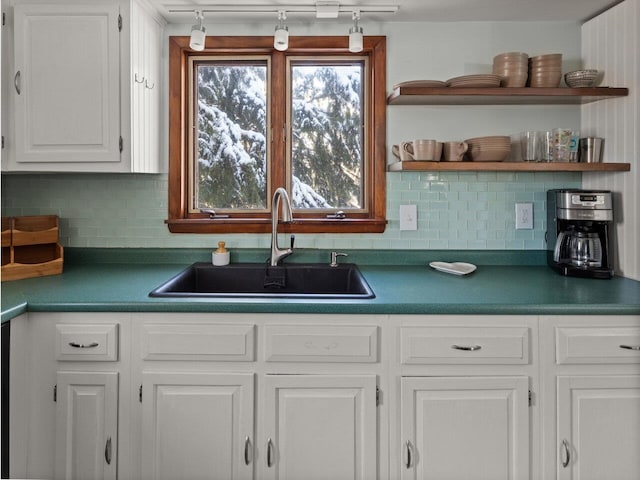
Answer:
top-left (2, 249), bottom-right (639, 322)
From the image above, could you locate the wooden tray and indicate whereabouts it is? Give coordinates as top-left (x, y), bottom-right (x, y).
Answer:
top-left (1, 243), bottom-right (64, 281)
top-left (12, 215), bottom-right (59, 246)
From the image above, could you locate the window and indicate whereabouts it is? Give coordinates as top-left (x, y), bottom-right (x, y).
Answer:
top-left (167, 36), bottom-right (387, 234)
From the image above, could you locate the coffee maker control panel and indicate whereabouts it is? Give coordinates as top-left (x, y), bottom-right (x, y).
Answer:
top-left (571, 193), bottom-right (606, 206)
top-left (556, 191), bottom-right (613, 210)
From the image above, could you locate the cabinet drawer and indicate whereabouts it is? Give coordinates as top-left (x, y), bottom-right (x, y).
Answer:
top-left (401, 327), bottom-right (529, 364)
top-left (556, 326), bottom-right (640, 364)
top-left (264, 325), bottom-right (378, 362)
top-left (56, 324), bottom-right (119, 361)
top-left (141, 323), bottom-right (255, 361)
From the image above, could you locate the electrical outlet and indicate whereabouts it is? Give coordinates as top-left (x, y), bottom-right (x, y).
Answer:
top-left (515, 203), bottom-right (533, 229)
top-left (399, 204), bottom-right (418, 231)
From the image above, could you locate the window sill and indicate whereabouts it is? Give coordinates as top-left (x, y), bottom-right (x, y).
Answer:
top-left (166, 218), bottom-right (387, 234)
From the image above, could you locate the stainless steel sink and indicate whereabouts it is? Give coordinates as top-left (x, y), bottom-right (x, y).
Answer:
top-left (149, 262), bottom-right (375, 299)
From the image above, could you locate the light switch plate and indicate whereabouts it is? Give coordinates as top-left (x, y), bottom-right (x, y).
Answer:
top-left (399, 204), bottom-right (418, 231)
top-left (515, 203), bottom-right (533, 229)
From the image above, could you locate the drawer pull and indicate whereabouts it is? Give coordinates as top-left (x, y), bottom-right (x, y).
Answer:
top-left (244, 436), bottom-right (252, 465)
top-left (14, 71), bottom-right (21, 95)
top-left (105, 437), bottom-right (112, 465)
top-left (561, 439), bottom-right (571, 468)
top-left (404, 440), bottom-right (414, 469)
top-left (452, 344), bottom-right (482, 351)
top-left (266, 438), bottom-right (274, 468)
top-left (69, 342), bottom-right (99, 349)
top-left (620, 345), bottom-right (640, 351)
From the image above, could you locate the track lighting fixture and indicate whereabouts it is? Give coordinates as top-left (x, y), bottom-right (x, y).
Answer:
top-left (349, 11), bottom-right (363, 53)
top-left (189, 10), bottom-right (206, 51)
top-left (274, 10), bottom-right (289, 51)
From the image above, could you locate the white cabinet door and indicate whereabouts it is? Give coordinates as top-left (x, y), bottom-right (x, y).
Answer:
top-left (557, 375), bottom-right (640, 480)
top-left (55, 371), bottom-right (119, 480)
top-left (262, 374), bottom-right (377, 480)
top-left (141, 372), bottom-right (254, 480)
top-left (13, 4), bottom-right (121, 168)
top-left (401, 376), bottom-right (529, 480)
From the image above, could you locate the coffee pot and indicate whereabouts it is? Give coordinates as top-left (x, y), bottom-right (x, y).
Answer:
top-left (554, 227), bottom-right (603, 268)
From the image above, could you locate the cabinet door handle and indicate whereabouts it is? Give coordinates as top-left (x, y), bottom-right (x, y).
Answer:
top-left (69, 342), bottom-right (99, 348)
top-left (620, 344), bottom-right (640, 351)
top-left (266, 438), bottom-right (274, 468)
top-left (105, 437), bottom-right (112, 465)
top-left (244, 436), bottom-right (252, 465)
top-left (14, 71), bottom-right (21, 95)
top-left (452, 344), bottom-right (482, 351)
top-left (404, 440), bottom-right (413, 469)
top-left (561, 439), bottom-right (571, 468)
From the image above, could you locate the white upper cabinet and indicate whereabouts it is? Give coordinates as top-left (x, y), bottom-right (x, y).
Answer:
top-left (4, 0), bottom-right (163, 173)
top-left (13, 3), bottom-right (121, 167)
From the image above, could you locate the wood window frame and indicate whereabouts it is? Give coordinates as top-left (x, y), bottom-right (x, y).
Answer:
top-left (167, 35), bottom-right (387, 234)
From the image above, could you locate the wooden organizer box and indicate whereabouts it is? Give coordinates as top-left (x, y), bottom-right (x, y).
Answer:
top-left (1, 215), bottom-right (64, 281)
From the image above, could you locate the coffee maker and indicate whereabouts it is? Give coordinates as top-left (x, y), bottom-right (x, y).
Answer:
top-left (546, 189), bottom-right (614, 279)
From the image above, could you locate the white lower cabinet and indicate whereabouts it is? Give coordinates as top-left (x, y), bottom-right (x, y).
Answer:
top-left (141, 372), bottom-right (254, 480)
top-left (557, 375), bottom-right (640, 480)
top-left (263, 374), bottom-right (377, 480)
top-left (55, 371), bottom-right (119, 480)
top-left (541, 315), bottom-right (640, 480)
top-left (9, 312), bottom-right (640, 480)
top-left (401, 376), bottom-right (530, 480)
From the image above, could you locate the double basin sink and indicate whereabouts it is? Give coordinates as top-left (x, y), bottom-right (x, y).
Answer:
top-left (149, 262), bottom-right (375, 299)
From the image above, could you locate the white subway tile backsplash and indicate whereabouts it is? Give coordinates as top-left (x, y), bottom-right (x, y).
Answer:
top-left (1, 169), bottom-right (580, 250)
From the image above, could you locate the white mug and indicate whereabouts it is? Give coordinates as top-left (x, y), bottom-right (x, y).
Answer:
top-left (443, 141), bottom-right (468, 162)
top-left (412, 139), bottom-right (437, 160)
top-left (400, 141), bottom-right (415, 161)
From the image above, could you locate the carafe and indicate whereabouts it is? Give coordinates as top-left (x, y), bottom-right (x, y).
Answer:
top-left (568, 230), bottom-right (603, 268)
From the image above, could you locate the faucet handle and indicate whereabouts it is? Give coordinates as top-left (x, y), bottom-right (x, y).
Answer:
top-left (330, 251), bottom-right (348, 267)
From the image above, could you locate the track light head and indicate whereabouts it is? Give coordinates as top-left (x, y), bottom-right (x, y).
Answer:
top-left (190, 10), bottom-right (206, 51)
top-left (348, 11), bottom-right (363, 53)
top-left (274, 10), bottom-right (289, 51)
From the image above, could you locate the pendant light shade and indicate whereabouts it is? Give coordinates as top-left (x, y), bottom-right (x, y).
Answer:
top-left (349, 11), bottom-right (363, 53)
top-left (190, 11), bottom-right (206, 51)
top-left (274, 10), bottom-right (289, 51)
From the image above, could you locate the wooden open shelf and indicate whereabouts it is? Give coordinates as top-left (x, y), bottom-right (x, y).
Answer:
top-left (388, 161), bottom-right (631, 172)
top-left (387, 87), bottom-right (629, 105)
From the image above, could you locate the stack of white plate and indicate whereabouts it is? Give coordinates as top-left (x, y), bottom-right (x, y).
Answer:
top-left (492, 52), bottom-right (528, 87)
top-left (465, 136), bottom-right (511, 162)
top-left (446, 74), bottom-right (502, 88)
top-left (529, 53), bottom-right (562, 87)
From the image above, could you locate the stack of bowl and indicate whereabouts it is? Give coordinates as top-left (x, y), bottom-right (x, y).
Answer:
top-left (529, 53), bottom-right (563, 87)
top-left (493, 52), bottom-right (528, 87)
top-left (465, 136), bottom-right (511, 162)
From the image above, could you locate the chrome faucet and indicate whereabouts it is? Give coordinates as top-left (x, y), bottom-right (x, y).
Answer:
top-left (270, 187), bottom-right (295, 266)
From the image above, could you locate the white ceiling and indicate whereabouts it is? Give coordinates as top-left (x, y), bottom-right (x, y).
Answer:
top-left (156, 0), bottom-right (623, 24)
